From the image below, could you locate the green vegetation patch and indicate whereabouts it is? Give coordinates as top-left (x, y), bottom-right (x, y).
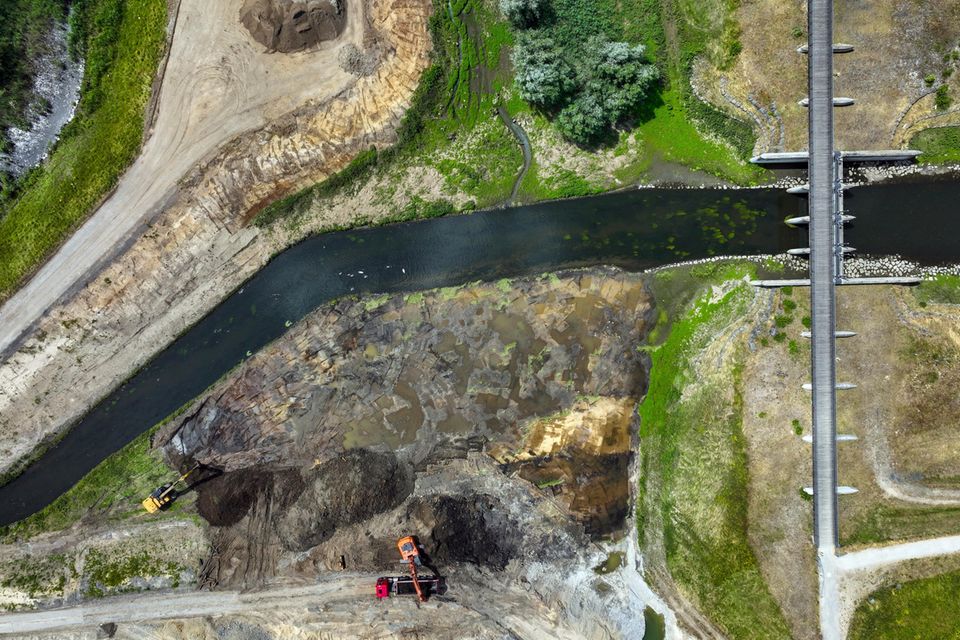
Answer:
top-left (910, 126), bottom-right (960, 165)
top-left (913, 274), bottom-right (960, 305)
top-left (849, 570), bottom-right (960, 640)
top-left (0, 0), bottom-right (167, 300)
top-left (843, 502), bottom-right (960, 547)
top-left (0, 424), bottom-right (172, 542)
top-left (638, 263), bottom-right (792, 638)
top-left (84, 548), bottom-right (182, 598)
top-left (0, 552), bottom-right (71, 601)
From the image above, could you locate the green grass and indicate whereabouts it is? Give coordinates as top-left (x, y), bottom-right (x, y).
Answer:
top-left (0, 424), bottom-right (173, 542)
top-left (0, 0), bottom-right (167, 301)
top-left (843, 503), bottom-right (960, 547)
top-left (910, 126), bottom-right (960, 165)
top-left (638, 262), bottom-right (792, 639)
top-left (913, 274), bottom-right (960, 305)
top-left (849, 570), bottom-right (960, 640)
top-left (629, 89), bottom-right (763, 184)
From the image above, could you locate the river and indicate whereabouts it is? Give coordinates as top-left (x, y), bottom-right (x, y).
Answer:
top-left (1, 178), bottom-right (958, 525)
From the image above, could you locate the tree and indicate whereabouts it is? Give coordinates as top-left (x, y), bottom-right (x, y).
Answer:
top-left (512, 31), bottom-right (576, 109)
top-left (583, 39), bottom-right (658, 123)
top-left (556, 91), bottom-right (608, 145)
top-left (499, 0), bottom-right (547, 28)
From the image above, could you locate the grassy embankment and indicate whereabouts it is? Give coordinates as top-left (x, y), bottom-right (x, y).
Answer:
top-left (637, 262), bottom-right (792, 639)
top-left (0, 424), bottom-right (180, 542)
top-left (0, 0), bottom-right (167, 301)
top-left (257, 0), bottom-right (767, 227)
top-left (849, 570), bottom-right (960, 639)
top-left (255, 0), bottom-right (521, 227)
top-left (910, 126), bottom-right (960, 164)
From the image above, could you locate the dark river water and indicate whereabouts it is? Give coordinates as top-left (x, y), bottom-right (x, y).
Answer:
top-left (1, 179), bottom-right (958, 526)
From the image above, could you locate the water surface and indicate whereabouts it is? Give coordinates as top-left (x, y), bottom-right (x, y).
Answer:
top-left (1, 179), bottom-right (958, 525)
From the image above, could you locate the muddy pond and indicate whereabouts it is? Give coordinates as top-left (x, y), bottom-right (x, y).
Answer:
top-left (2, 177), bottom-right (960, 525)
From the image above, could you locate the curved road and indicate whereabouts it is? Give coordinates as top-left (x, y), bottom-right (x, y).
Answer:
top-left (0, 0), bottom-right (365, 356)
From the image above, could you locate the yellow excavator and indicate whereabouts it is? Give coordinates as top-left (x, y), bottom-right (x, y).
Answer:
top-left (141, 463), bottom-right (201, 513)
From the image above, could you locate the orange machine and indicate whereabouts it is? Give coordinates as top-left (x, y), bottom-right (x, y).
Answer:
top-left (396, 535), bottom-right (426, 602)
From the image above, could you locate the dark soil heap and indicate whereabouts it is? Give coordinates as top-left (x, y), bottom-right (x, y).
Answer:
top-left (241, 0), bottom-right (347, 52)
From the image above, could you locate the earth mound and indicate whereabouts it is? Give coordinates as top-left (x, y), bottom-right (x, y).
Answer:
top-left (241, 0), bottom-right (346, 52)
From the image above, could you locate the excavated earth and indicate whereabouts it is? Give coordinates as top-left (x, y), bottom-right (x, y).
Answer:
top-left (241, 0), bottom-right (347, 52)
top-left (155, 269), bottom-right (654, 591)
top-left (0, 271), bottom-right (664, 638)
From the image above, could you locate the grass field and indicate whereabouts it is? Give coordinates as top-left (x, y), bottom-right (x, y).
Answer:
top-left (910, 126), bottom-right (960, 165)
top-left (638, 262), bottom-right (793, 639)
top-left (849, 570), bottom-right (960, 640)
top-left (914, 273), bottom-right (960, 305)
top-left (0, 0), bottom-right (167, 301)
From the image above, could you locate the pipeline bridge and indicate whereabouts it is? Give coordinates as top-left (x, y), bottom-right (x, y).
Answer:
top-left (748, 0), bottom-right (923, 637)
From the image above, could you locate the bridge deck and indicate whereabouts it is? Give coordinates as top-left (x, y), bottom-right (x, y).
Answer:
top-left (808, 0), bottom-right (839, 553)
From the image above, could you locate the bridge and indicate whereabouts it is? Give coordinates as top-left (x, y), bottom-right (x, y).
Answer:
top-left (747, 1), bottom-right (922, 637)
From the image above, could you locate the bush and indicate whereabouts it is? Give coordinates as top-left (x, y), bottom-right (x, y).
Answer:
top-left (499, 0), bottom-right (547, 28)
top-left (936, 84), bottom-right (952, 111)
top-left (512, 31), bottom-right (576, 108)
top-left (925, 74), bottom-right (936, 87)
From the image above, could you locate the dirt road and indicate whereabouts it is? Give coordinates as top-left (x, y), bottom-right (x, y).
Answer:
top-left (0, 577), bottom-right (366, 636)
top-left (0, 0), bottom-right (363, 355)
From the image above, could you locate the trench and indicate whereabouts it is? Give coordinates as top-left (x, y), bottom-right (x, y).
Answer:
top-left (1, 177), bottom-right (960, 525)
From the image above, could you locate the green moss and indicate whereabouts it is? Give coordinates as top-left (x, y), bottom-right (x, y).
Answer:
top-left (849, 571), bottom-right (960, 639)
